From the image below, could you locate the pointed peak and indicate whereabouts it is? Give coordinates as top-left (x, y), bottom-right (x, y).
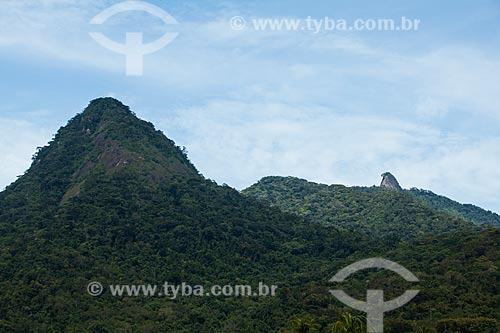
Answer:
top-left (380, 172), bottom-right (403, 191)
top-left (78, 97), bottom-right (134, 122)
top-left (87, 97), bottom-right (130, 110)
top-left (12, 98), bottom-right (200, 203)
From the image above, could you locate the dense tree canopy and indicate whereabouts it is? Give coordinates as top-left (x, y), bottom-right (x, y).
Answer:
top-left (0, 99), bottom-right (497, 332)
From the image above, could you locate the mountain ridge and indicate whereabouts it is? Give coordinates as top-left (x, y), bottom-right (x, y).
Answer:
top-left (1, 98), bottom-right (200, 208)
top-left (242, 176), bottom-right (483, 239)
top-left (408, 187), bottom-right (500, 226)
top-left (244, 174), bottom-right (500, 227)
top-left (0, 99), bottom-right (498, 332)
top-left (0, 98), bottom-right (362, 331)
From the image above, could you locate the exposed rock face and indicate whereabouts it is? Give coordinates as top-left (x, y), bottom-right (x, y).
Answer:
top-left (380, 172), bottom-right (403, 191)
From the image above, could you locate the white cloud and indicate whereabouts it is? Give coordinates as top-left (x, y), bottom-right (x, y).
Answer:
top-left (2, 1), bottom-right (500, 120)
top-left (154, 98), bottom-right (500, 212)
top-left (1, 1), bottom-right (500, 212)
top-left (394, 138), bottom-right (500, 211)
top-left (410, 48), bottom-right (500, 119)
top-left (0, 119), bottom-right (53, 190)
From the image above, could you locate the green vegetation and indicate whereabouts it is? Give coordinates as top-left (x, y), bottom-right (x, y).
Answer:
top-left (282, 316), bottom-right (320, 333)
top-left (330, 313), bottom-right (366, 333)
top-left (0, 98), bottom-right (498, 332)
top-left (436, 317), bottom-right (498, 333)
top-left (243, 176), bottom-right (477, 239)
top-left (408, 188), bottom-right (500, 226)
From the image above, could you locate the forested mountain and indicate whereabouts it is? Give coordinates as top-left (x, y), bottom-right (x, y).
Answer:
top-left (282, 228), bottom-right (500, 333)
top-left (242, 176), bottom-right (476, 239)
top-left (0, 98), bottom-right (498, 332)
top-left (408, 188), bottom-right (500, 227)
top-left (0, 98), bottom-right (363, 331)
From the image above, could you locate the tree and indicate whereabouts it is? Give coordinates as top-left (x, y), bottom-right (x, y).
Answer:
top-left (331, 313), bottom-right (366, 333)
top-left (282, 316), bottom-right (320, 333)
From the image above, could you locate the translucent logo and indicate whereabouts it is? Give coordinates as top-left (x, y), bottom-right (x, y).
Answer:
top-left (89, 1), bottom-right (178, 76)
top-left (330, 258), bottom-right (420, 333)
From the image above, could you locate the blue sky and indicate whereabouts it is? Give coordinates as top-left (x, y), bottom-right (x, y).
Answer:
top-left (1, 0), bottom-right (499, 212)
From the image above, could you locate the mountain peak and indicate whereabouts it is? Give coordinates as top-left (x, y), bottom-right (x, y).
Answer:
top-left (3, 98), bottom-right (200, 206)
top-left (380, 172), bottom-right (402, 191)
top-left (78, 97), bottom-right (134, 123)
top-left (88, 96), bottom-right (125, 108)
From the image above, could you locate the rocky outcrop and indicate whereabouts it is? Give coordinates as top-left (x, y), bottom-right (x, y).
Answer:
top-left (380, 172), bottom-right (403, 191)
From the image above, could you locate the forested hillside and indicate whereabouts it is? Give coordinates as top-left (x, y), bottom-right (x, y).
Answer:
top-left (0, 99), bottom-right (497, 332)
top-left (243, 176), bottom-right (476, 239)
top-left (408, 188), bottom-right (500, 227)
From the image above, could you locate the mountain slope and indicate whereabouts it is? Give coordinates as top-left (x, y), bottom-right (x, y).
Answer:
top-left (292, 228), bottom-right (500, 332)
top-left (0, 98), bottom-right (363, 332)
top-left (408, 188), bottom-right (500, 227)
top-left (0, 99), bottom-right (497, 332)
top-left (242, 176), bottom-right (476, 239)
top-left (1, 98), bottom-right (199, 210)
